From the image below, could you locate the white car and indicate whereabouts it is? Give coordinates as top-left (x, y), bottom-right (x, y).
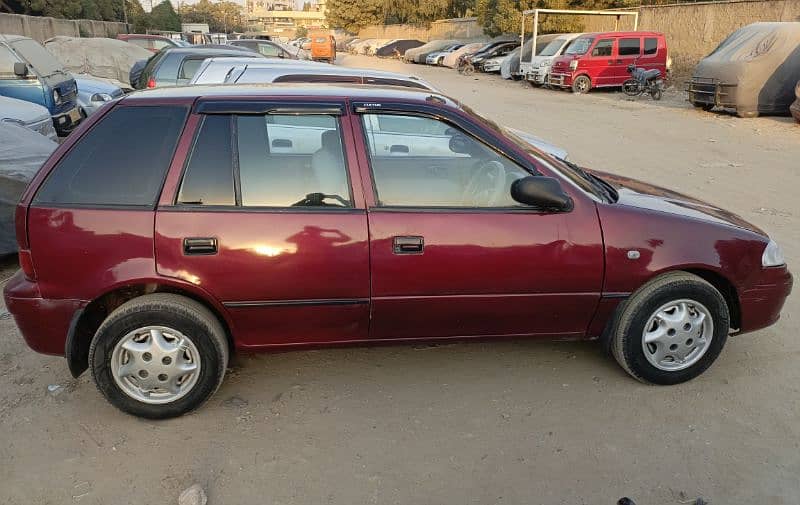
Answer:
top-left (520, 33), bottom-right (583, 85)
top-left (189, 57), bottom-right (328, 85)
top-left (0, 96), bottom-right (57, 140)
top-left (481, 55), bottom-right (505, 73)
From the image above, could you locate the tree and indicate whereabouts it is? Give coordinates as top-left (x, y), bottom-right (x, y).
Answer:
top-left (149, 0), bottom-right (181, 31)
top-left (295, 25), bottom-right (308, 37)
top-left (180, 0), bottom-right (245, 33)
top-left (325, 0), bottom-right (383, 33)
top-left (301, 1), bottom-right (313, 11)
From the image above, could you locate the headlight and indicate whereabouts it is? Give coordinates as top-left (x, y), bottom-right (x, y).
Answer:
top-left (90, 93), bottom-right (113, 102)
top-left (52, 89), bottom-right (61, 105)
top-left (569, 60), bottom-right (578, 70)
top-left (762, 239), bottom-right (786, 267)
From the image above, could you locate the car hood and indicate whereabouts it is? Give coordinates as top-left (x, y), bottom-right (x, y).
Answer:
top-left (594, 170), bottom-right (765, 235)
top-left (74, 74), bottom-right (128, 95)
top-left (0, 96), bottom-right (50, 124)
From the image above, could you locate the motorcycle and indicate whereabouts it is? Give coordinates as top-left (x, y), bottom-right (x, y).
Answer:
top-left (622, 62), bottom-right (664, 100)
top-left (456, 54), bottom-right (475, 76)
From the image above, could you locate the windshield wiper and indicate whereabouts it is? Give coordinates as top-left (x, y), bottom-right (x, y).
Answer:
top-left (557, 158), bottom-right (617, 202)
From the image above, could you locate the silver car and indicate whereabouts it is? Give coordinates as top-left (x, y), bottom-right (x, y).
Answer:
top-left (0, 95), bottom-right (57, 140)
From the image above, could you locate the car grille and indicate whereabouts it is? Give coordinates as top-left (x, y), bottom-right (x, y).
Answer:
top-left (686, 77), bottom-right (736, 107)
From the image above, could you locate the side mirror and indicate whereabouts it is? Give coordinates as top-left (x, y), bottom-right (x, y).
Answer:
top-left (13, 62), bottom-right (28, 77)
top-left (511, 176), bottom-right (572, 211)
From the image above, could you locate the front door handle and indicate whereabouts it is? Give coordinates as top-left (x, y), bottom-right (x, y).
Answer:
top-left (393, 236), bottom-right (424, 254)
top-left (183, 237), bottom-right (218, 255)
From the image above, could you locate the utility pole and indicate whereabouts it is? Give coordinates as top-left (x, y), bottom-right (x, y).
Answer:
top-left (122, 0), bottom-right (128, 25)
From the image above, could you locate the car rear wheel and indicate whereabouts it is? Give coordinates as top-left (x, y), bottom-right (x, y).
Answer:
top-left (610, 272), bottom-right (729, 385)
top-left (89, 294), bottom-right (228, 419)
top-left (571, 75), bottom-right (591, 94)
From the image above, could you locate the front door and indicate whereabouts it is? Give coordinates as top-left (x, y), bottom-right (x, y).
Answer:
top-left (355, 110), bottom-right (604, 340)
top-left (156, 102), bottom-right (370, 348)
top-left (584, 37), bottom-right (616, 87)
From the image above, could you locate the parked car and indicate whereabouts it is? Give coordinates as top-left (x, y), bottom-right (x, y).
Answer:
top-left (74, 75), bottom-right (126, 117)
top-left (478, 42), bottom-right (522, 72)
top-left (309, 32), bottom-right (336, 62)
top-left (406, 39), bottom-right (463, 63)
top-left (520, 33), bottom-right (583, 84)
top-left (44, 36), bottom-right (152, 88)
top-left (425, 44), bottom-right (464, 65)
top-left (365, 39), bottom-right (393, 56)
top-left (0, 35), bottom-right (81, 136)
top-left (441, 42), bottom-right (485, 68)
top-left (375, 39), bottom-right (425, 58)
top-left (687, 22), bottom-right (800, 117)
top-left (132, 47), bottom-right (265, 89)
top-left (0, 122), bottom-right (57, 254)
top-left (0, 96), bottom-right (57, 140)
top-left (116, 34), bottom-right (187, 53)
top-left (229, 39), bottom-right (304, 59)
top-left (791, 79), bottom-right (800, 122)
top-left (549, 31), bottom-right (668, 94)
top-left (189, 57), bottom-right (326, 84)
top-left (5, 84), bottom-right (792, 418)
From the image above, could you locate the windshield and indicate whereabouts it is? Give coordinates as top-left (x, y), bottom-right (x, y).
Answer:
top-left (565, 37), bottom-right (594, 55)
top-left (539, 38), bottom-right (566, 57)
top-left (11, 39), bottom-right (65, 77)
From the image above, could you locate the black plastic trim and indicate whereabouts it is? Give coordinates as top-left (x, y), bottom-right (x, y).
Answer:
top-left (64, 307), bottom-right (87, 378)
top-left (224, 298), bottom-right (369, 308)
top-left (195, 101), bottom-right (344, 115)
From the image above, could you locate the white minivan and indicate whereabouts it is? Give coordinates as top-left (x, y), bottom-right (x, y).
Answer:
top-left (520, 33), bottom-right (583, 85)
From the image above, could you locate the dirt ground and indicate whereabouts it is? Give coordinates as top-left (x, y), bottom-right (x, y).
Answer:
top-left (1, 54), bottom-right (798, 505)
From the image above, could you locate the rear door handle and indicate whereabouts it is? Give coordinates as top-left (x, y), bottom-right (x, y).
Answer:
top-left (183, 237), bottom-right (218, 255)
top-left (393, 236), bottom-right (424, 254)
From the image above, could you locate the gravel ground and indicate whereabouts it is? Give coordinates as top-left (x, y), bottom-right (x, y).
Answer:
top-left (0, 53), bottom-right (798, 505)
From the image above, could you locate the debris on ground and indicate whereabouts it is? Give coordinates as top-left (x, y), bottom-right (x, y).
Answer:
top-left (178, 484), bottom-right (207, 505)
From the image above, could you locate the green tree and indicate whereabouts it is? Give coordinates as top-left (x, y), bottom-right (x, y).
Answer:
top-left (295, 25), bottom-right (308, 37)
top-left (149, 0), bottom-right (181, 31)
top-left (325, 0), bottom-right (383, 33)
top-left (180, 0), bottom-right (245, 33)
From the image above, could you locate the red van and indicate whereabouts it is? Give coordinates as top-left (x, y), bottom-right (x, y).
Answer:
top-left (548, 31), bottom-right (668, 93)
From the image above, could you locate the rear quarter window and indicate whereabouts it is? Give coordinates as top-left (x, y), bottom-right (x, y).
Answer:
top-left (34, 105), bottom-right (188, 207)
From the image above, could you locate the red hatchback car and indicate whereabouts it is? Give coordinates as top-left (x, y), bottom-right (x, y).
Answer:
top-left (4, 85), bottom-right (791, 418)
top-left (549, 31), bottom-right (668, 94)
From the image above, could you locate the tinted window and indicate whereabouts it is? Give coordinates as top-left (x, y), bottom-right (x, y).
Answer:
top-left (644, 37), bottom-right (658, 55)
top-left (178, 58), bottom-right (203, 81)
top-left (257, 43), bottom-right (281, 57)
top-left (362, 114), bottom-right (529, 207)
top-left (178, 115), bottom-right (235, 206)
top-left (35, 106), bottom-right (188, 206)
top-left (0, 45), bottom-right (18, 77)
top-left (238, 114), bottom-right (350, 207)
top-left (619, 38), bottom-right (641, 56)
top-left (591, 39), bottom-right (613, 57)
top-left (154, 53), bottom-right (181, 84)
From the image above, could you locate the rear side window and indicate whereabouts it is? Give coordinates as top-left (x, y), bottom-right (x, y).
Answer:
top-left (34, 105), bottom-right (188, 206)
top-left (619, 38), bottom-right (641, 56)
top-left (644, 38), bottom-right (658, 55)
top-left (178, 58), bottom-right (203, 81)
top-left (177, 115), bottom-right (235, 206)
top-left (591, 39), bottom-right (613, 57)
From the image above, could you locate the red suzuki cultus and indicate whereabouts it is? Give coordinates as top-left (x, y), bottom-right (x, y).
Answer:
top-left (4, 85), bottom-right (791, 418)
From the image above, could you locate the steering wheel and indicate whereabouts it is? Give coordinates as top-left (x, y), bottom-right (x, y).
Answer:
top-left (461, 160), bottom-right (507, 207)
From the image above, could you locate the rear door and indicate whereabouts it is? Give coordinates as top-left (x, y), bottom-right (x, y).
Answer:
top-left (155, 100), bottom-right (370, 348)
top-left (614, 36), bottom-right (642, 84)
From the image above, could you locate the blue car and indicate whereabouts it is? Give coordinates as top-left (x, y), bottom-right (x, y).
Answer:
top-left (0, 35), bottom-right (82, 136)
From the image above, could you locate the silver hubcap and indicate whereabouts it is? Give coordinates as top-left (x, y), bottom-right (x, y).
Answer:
top-left (576, 78), bottom-right (589, 92)
top-left (111, 326), bottom-right (201, 404)
top-left (642, 299), bottom-right (713, 371)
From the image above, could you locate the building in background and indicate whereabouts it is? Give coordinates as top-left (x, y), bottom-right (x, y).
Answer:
top-left (245, 0), bottom-right (327, 39)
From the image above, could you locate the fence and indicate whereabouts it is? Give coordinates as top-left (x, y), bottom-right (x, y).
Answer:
top-left (0, 13), bottom-right (129, 42)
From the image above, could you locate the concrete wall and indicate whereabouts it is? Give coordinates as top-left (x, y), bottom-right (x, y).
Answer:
top-left (0, 13), bottom-right (129, 42)
top-left (580, 0), bottom-right (800, 76)
top-left (358, 17), bottom-right (486, 42)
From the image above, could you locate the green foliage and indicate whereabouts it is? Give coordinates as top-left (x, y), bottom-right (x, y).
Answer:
top-left (149, 0), bottom-right (181, 31)
top-left (325, 0), bottom-right (383, 33)
top-left (326, 0), bottom-right (473, 31)
top-left (295, 25), bottom-right (308, 38)
top-left (179, 0), bottom-right (245, 33)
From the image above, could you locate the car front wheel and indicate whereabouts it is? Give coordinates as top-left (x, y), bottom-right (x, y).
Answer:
top-left (610, 272), bottom-right (730, 385)
top-left (571, 75), bottom-right (591, 94)
top-left (89, 294), bottom-right (228, 419)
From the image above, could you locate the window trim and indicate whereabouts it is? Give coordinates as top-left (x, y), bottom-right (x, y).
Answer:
top-left (174, 111), bottom-right (356, 210)
top-left (356, 108), bottom-right (541, 211)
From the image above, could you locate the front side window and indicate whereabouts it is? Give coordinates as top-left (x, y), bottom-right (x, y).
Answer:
top-left (619, 38), bottom-right (641, 56)
top-left (177, 113), bottom-right (351, 208)
top-left (35, 105), bottom-right (188, 206)
top-left (591, 39), bottom-right (614, 57)
top-left (258, 43), bottom-right (281, 57)
top-left (362, 113), bottom-right (530, 208)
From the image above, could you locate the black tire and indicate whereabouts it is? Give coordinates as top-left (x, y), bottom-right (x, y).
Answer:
top-left (650, 87), bottom-right (662, 101)
top-left (610, 272), bottom-right (730, 385)
top-left (571, 75), bottom-right (591, 94)
top-left (622, 79), bottom-right (640, 96)
top-left (89, 294), bottom-right (229, 419)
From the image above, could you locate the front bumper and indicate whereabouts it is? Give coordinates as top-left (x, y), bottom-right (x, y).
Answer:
top-left (526, 68), bottom-right (548, 84)
top-left (548, 72), bottom-right (573, 87)
top-left (52, 106), bottom-right (83, 136)
top-left (685, 76), bottom-right (737, 108)
top-left (3, 271), bottom-right (84, 356)
top-left (482, 62), bottom-right (501, 72)
top-left (737, 266), bottom-right (793, 334)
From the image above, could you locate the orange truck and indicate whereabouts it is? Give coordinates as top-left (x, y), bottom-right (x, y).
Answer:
top-left (310, 32), bottom-right (336, 63)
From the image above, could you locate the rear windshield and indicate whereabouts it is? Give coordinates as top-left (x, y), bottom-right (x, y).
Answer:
top-left (539, 38), bottom-right (567, 57)
top-left (565, 37), bottom-right (594, 55)
top-left (11, 39), bottom-right (65, 78)
top-left (34, 105), bottom-right (188, 207)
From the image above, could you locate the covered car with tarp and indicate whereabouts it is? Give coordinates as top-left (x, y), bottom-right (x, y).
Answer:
top-left (43, 36), bottom-right (152, 87)
top-left (0, 123), bottom-right (57, 255)
top-left (687, 22), bottom-right (800, 117)
top-left (376, 39), bottom-right (425, 58)
top-left (404, 40), bottom-right (461, 63)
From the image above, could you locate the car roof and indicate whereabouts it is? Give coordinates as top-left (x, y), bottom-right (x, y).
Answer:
top-left (121, 83), bottom-right (458, 107)
top-left (579, 31), bottom-right (664, 37)
top-left (120, 34), bottom-right (169, 39)
top-left (0, 34), bottom-right (29, 43)
top-left (164, 47), bottom-right (260, 56)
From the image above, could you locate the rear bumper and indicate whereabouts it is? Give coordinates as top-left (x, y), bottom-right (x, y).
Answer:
top-left (53, 106), bottom-right (82, 136)
top-left (737, 267), bottom-right (793, 334)
top-left (3, 271), bottom-right (83, 356)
